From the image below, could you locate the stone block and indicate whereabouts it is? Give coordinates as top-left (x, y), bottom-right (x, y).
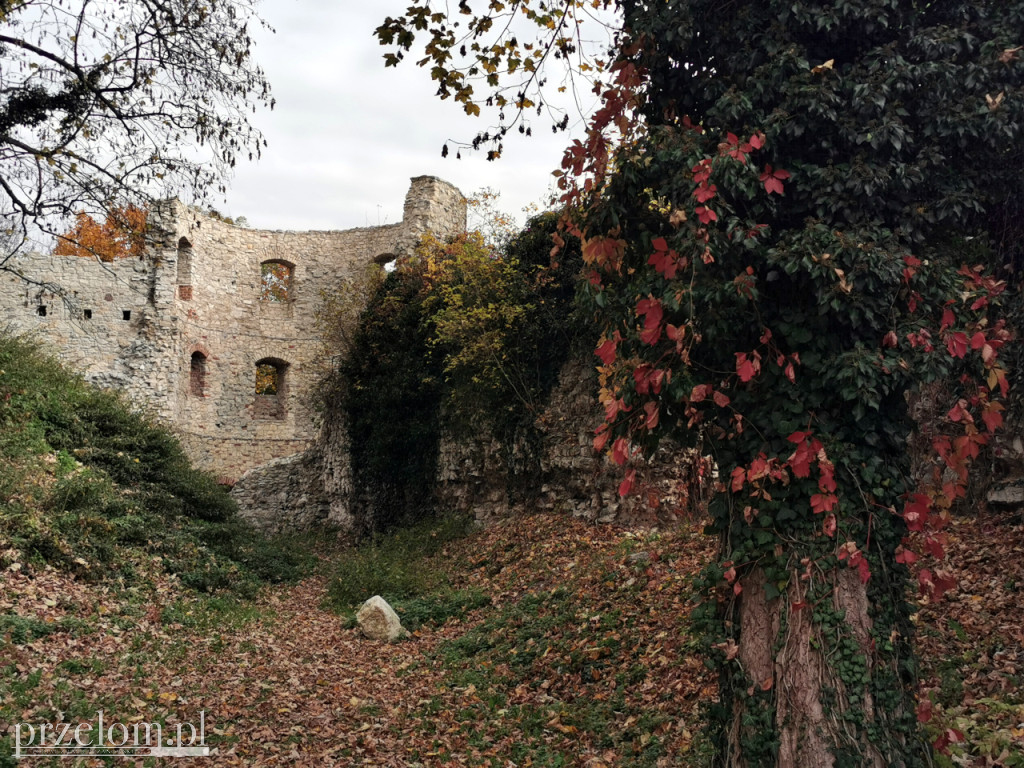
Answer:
top-left (355, 595), bottom-right (409, 642)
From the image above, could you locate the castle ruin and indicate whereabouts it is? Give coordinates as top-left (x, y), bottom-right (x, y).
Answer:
top-left (0, 176), bottom-right (466, 482)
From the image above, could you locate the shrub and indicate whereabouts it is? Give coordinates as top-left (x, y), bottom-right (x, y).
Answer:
top-left (0, 334), bottom-right (303, 593)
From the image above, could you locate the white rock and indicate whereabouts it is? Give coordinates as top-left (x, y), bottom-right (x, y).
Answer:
top-left (355, 595), bottom-right (408, 642)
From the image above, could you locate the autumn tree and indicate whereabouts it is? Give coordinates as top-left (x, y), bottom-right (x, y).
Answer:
top-left (53, 206), bottom-right (147, 262)
top-left (0, 0), bottom-right (271, 267)
top-left (379, 1), bottom-right (1023, 766)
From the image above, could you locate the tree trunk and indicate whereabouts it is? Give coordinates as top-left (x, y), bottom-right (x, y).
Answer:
top-left (722, 566), bottom-right (919, 768)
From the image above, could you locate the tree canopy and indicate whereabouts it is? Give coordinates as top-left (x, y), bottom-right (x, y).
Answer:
top-left (0, 0), bottom-right (271, 265)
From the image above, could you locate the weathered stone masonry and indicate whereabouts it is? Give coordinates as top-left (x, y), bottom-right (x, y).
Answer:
top-left (0, 176), bottom-right (466, 482)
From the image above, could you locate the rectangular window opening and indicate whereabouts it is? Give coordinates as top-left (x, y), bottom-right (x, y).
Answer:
top-left (122, 310), bottom-right (131, 321)
top-left (83, 309), bottom-right (93, 320)
top-left (36, 305), bottom-right (47, 317)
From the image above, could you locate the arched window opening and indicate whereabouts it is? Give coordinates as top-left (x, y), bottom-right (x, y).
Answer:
top-left (260, 260), bottom-right (294, 302)
top-left (373, 252), bottom-right (399, 272)
top-left (254, 357), bottom-right (288, 419)
top-left (177, 237), bottom-right (193, 300)
top-left (190, 351), bottom-right (207, 396)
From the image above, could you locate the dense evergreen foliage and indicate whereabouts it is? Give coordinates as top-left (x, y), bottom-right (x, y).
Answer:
top-left (341, 259), bottom-right (448, 535)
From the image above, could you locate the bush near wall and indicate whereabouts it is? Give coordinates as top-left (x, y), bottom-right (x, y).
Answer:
top-left (0, 334), bottom-right (304, 595)
top-left (337, 212), bottom-right (584, 534)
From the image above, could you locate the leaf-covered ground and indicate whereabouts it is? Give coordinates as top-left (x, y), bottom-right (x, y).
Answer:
top-left (913, 509), bottom-right (1024, 766)
top-left (2, 509), bottom-right (1021, 766)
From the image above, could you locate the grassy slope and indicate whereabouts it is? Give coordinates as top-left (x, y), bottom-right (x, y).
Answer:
top-left (0, 334), bottom-right (304, 595)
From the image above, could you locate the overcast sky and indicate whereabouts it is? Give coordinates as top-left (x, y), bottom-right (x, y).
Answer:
top-left (219, 1), bottom-right (614, 232)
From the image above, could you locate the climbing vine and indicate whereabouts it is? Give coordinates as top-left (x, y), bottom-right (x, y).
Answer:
top-left (572, 117), bottom-right (1008, 764)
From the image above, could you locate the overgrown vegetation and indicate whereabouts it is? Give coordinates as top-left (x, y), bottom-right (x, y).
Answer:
top-left (327, 514), bottom-right (469, 607)
top-left (339, 212), bottom-right (583, 534)
top-left (0, 334), bottom-right (305, 596)
top-left (378, 1), bottom-right (1024, 763)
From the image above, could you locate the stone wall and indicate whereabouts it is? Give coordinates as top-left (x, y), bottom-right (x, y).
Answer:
top-left (0, 176), bottom-right (466, 482)
top-left (433, 356), bottom-right (700, 526)
top-left (232, 354), bottom-right (701, 533)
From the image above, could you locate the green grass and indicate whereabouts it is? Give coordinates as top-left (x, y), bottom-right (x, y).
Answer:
top-left (0, 333), bottom-right (306, 595)
top-left (326, 513), bottom-right (472, 609)
top-left (0, 613), bottom-right (88, 644)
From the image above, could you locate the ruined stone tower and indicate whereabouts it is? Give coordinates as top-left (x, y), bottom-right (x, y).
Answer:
top-left (0, 176), bottom-right (466, 481)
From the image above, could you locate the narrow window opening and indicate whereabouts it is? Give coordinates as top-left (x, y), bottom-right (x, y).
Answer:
top-left (176, 237), bottom-right (193, 294)
top-left (122, 310), bottom-right (131, 321)
top-left (190, 352), bottom-right (208, 396)
top-left (260, 260), bottom-right (294, 302)
top-left (83, 309), bottom-right (92, 320)
top-left (254, 358), bottom-right (288, 419)
top-left (255, 362), bottom-right (278, 394)
top-left (36, 305), bottom-right (47, 317)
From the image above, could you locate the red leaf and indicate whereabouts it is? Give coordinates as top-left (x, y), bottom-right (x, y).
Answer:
top-left (713, 390), bottom-right (731, 408)
top-left (593, 427), bottom-right (611, 453)
top-left (748, 132), bottom-right (765, 150)
top-left (691, 159), bottom-right (712, 185)
top-left (604, 397), bottom-right (625, 422)
top-left (694, 184), bottom-right (717, 203)
top-left (695, 206), bottom-right (718, 224)
top-left (730, 466), bottom-right (746, 493)
top-left (982, 404), bottom-right (1004, 433)
top-left (634, 365), bottom-right (656, 394)
top-left (595, 338), bottom-right (617, 365)
top-left (947, 402), bottom-right (964, 422)
top-left (903, 494), bottom-right (931, 532)
top-left (970, 331), bottom-right (986, 350)
top-left (759, 165), bottom-right (790, 195)
top-left (648, 248), bottom-right (679, 279)
top-left (946, 331), bottom-right (968, 358)
top-left (611, 437), bottom-right (630, 466)
top-left (823, 513), bottom-right (837, 538)
top-left (924, 535), bottom-right (946, 560)
top-left (894, 546), bottom-right (918, 565)
top-left (788, 445), bottom-right (813, 479)
top-left (918, 568), bottom-right (956, 600)
top-left (636, 297), bottom-right (664, 345)
top-left (736, 353), bottom-right (756, 382)
top-left (932, 569), bottom-right (957, 600)
top-left (643, 401), bottom-right (659, 430)
top-left (810, 493), bottom-right (838, 514)
top-left (916, 697), bottom-right (933, 724)
top-left (940, 308), bottom-right (955, 332)
top-left (618, 468), bottom-right (636, 497)
top-left (651, 236), bottom-right (668, 252)
top-left (856, 557), bottom-right (871, 584)
top-left (690, 383), bottom-right (710, 403)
